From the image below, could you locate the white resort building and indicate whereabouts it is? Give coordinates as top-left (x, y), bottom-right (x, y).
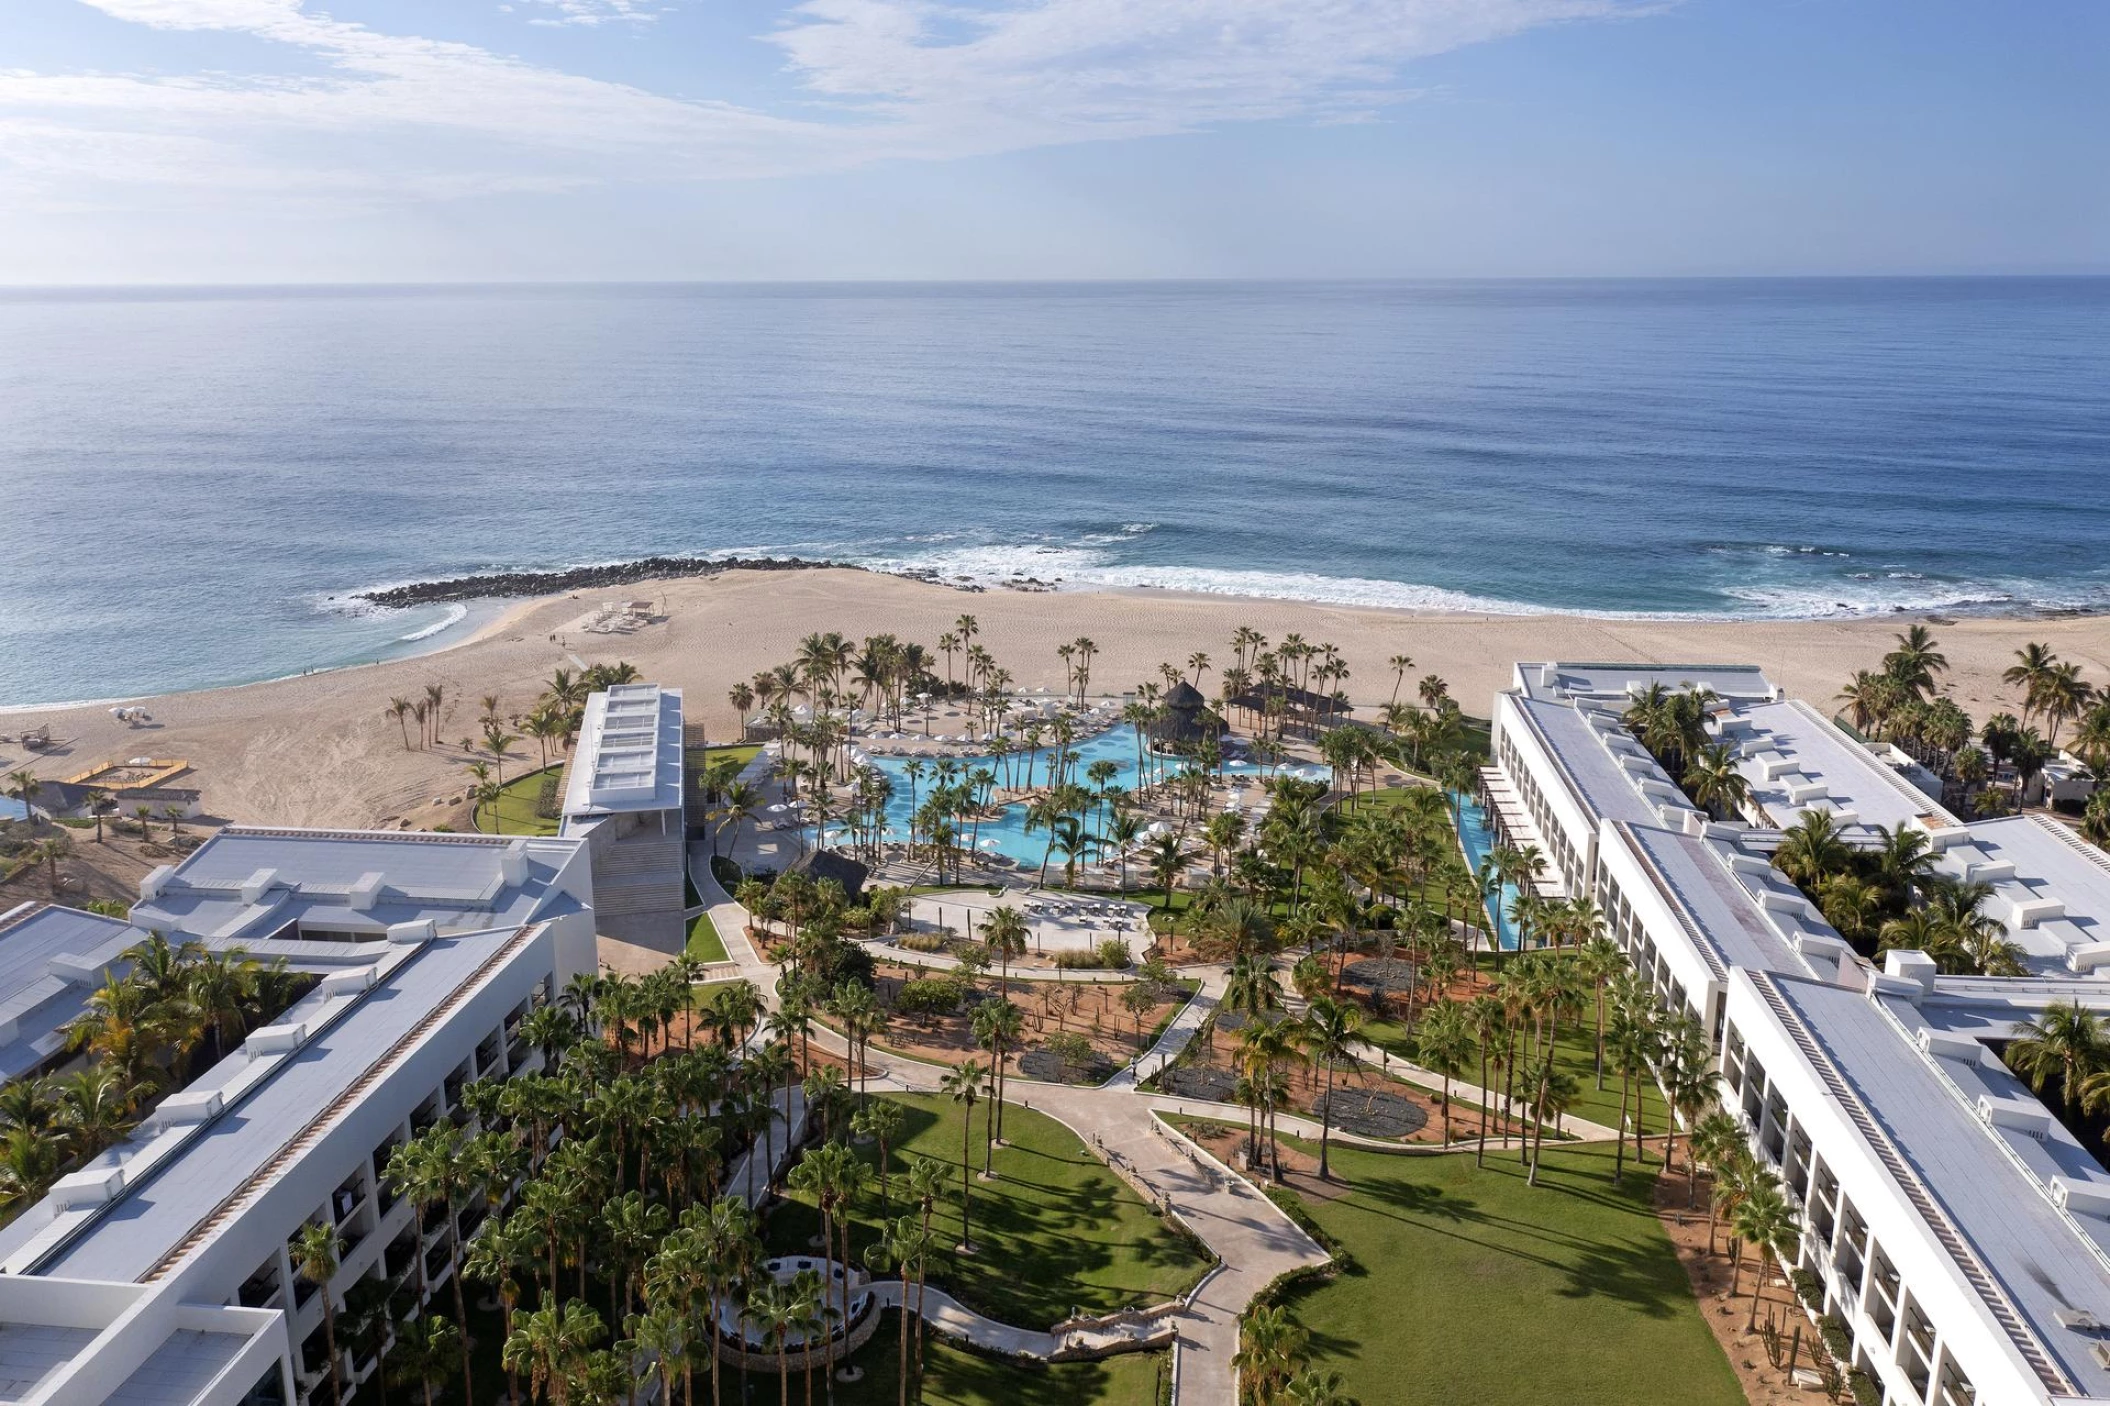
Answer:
top-left (561, 683), bottom-right (687, 948)
top-left (1488, 661), bottom-right (2110, 1406)
top-left (0, 827), bottom-right (596, 1406)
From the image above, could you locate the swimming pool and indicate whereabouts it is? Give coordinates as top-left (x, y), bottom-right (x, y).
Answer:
top-left (836, 727), bottom-right (1330, 869)
top-left (1449, 789), bottom-right (1524, 951)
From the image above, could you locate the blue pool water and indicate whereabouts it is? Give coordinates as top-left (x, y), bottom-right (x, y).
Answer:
top-left (1450, 790), bottom-right (1524, 951)
top-left (838, 727), bottom-right (1329, 869)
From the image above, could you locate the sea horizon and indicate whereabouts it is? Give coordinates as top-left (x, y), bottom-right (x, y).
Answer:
top-left (3, 277), bottom-right (2106, 706)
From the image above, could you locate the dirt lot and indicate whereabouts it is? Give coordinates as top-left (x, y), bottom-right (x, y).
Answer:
top-left (0, 817), bottom-right (217, 912)
top-left (862, 961), bottom-right (1192, 1083)
top-left (1656, 1169), bottom-right (1834, 1405)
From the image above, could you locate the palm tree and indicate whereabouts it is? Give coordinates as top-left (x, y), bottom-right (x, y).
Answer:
top-left (1884, 624), bottom-right (1947, 699)
top-left (2009, 1001), bottom-right (2106, 1118)
top-left (1233, 1305), bottom-right (1308, 1405)
top-left (1775, 811), bottom-right (1852, 888)
top-left (505, 1299), bottom-right (605, 1406)
top-left (465, 1213), bottom-right (538, 1404)
top-left (1300, 994), bottom-right (1364, 1179)
top-left (54, 1066), bottom-right (140, 1160)
top-left (971, 999), bottom-right (1025, 1152)
top-left (5, 770), bottom-right (41, 823)
top-left (391, 1313), bottom-right (462, 1406)
top-left (2005, 642), bottom-right (2060, 726)
top-left (940, 1060), bottom-right (983, 1252)
top-left (1732, 1174), bottom-right (1798, 1332)
top-left (871, 1215), bottom-right (928, 1406)
top-left (694, 1196), bottom-right (761, 1406)
top-left (746, 1279), bottom-right (801, 1406)
top-left (981, 906), bottom-right (1029, 997)
top-left (1413, 999), bottom-right (1474, 1147)
top-left (1683, 743), bottom-right (1750, 821)
top-left (1689, 1109), bottom-right (1744, 1254)
top-left (292, 1221), bottom-right (345, 1406)
top-left (385, 1128), bottom-right (478, 1403)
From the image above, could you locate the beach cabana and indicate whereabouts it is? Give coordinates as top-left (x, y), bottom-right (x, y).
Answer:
top-left (1146, 681), bottom-right (1225, 754)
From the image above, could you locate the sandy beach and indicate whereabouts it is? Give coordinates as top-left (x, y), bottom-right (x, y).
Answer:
top-left (5, 567), bottom-right (2107, 830)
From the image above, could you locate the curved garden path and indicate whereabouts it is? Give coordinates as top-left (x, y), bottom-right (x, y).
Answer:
top-left (686, 845), bottom-right (1418, 1404)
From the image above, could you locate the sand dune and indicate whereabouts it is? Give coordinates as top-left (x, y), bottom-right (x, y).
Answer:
top-left (6, 568), bottom-right (2106, 830)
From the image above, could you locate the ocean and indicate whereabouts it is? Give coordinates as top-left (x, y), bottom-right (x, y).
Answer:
top-left (1, 279), bottom-right (2105, 707)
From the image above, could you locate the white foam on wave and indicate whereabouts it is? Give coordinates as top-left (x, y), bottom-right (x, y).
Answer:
top-left (398, 603), bottom-right (469, 642)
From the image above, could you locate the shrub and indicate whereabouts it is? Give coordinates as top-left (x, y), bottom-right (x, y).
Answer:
top-left (1044, 1031), bottom-right (1096, 1070)
top-left (896, 978), bottom-right (963, 1021)
top-left (1054, 941), bottom-right (1133, 970)
top-left (897, 932), bottom-right (953, 954)
top-left (534, 775), bottom-right (563, 821)
top-left (1791, 1267), bottom-right (1824, 1311)
top-left (710, 855), bottom-right (743, 890)
top-left (1818, 1314), bottom-right (1852, 1364)
top-left (1847, 1370), bottom-right (1880, 1406)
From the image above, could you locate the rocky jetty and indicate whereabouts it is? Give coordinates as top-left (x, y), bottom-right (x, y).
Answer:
top-left (355, 555), bottom-right (856, 608)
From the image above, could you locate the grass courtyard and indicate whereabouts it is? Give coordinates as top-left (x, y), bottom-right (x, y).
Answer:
top-left (686, 908), bottom-right (730, 964)
top-left (1269, 1135), bottom-right (1739, 1406)
top-left (766, 1093), bottom-right (1208, 1327)
top-left (690, 742), bottom-right (764, 773)
top-left (472, 764), bottom-right (564, 836)
top-left (1362, 1007), bottom-right (1666, 1137)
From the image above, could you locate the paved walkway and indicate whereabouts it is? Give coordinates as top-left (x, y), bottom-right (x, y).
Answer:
top-left (700, 872), bottom-right (1334, 1404)
top-left (1122, 965), bottom-right (1222, 1084)
top-left (864, 1281), bottom-right (1060, 1357)
top-left (1345, 1037), bottom-right (1622, 1141)
top-left (853, 936), bottom-right (1142, 983)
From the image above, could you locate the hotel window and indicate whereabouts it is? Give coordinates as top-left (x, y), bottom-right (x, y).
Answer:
top-left (1783, 1124), bottom-right (1812, 1199)
top-left (1896, 1295), bottom-right (1934, 1400)
top-left (1866, 1244), bottom-right (1900, 1341)
top-left (1835, 1202), bottom-right (1867, 1294)
top-left (1933, 1353), bottom-right (1976, 1406)
top-left (1760, 1089), bottom-right (1789, 1163)
top-left (1809, 1163), bottom-right (1838, 1247)
top-left (237, 1256), bottom-right (283, 1309)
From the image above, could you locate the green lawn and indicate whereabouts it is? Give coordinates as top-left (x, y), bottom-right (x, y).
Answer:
top-left (690, 743), bottom-right (763, 771)
top-left (767, 1094), bottom-right (1208, 1327)
top-left (1275, 1137), bottom-right (1738, 1406)
top-left (1362, 1007), bottom-right (1663, 1136)
top-left (472, 764), bottom-right (564, 836)
top-left (833, 1312), bottom-right (1165, 1406)
top-left (686, 909), bottom-right (731, 964)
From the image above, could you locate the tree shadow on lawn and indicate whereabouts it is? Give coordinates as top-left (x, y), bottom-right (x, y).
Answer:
top-left (777, 1104), bottom-right (1200, 1324)
top-left (1336, 1156), bottom-right (1690, 1318)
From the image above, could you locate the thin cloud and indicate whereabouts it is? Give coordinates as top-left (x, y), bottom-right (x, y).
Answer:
top-left (0, 0), bottom-right (1658, 209)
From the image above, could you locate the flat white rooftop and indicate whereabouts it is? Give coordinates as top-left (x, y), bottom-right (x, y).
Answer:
top-left (1515, 661), bottom-right (1778, 704)
top-left (0, 904), bottom-right (144, 1086)
top-left (562, 684), bottom-right (684, 818)
top-left (1612, 821), bottom-right (1848, 984)
top-left (9, 924), bottom-right (540, 1283)
top-left (1933, 814), bottom-right (2110, 974)
top-left (1732, 699), bottom-right (1960, 839)
top-left (1762, 970), bottom-right (2110, 1400)
top-left (1510, 695), bottom-right (1681, 829)
top-left (133, 827), bottom-right (585, 943)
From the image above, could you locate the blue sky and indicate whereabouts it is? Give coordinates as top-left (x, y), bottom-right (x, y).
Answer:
top-left (2, 0), bottom-right (2104, 282)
